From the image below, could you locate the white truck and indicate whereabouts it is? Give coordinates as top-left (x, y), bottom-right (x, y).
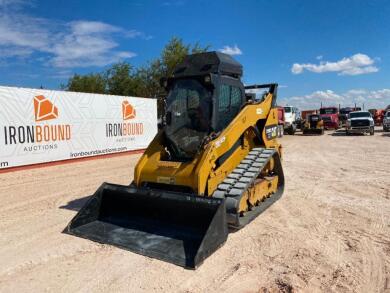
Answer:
top-left (346, 111), bottom-right (375, 135)
top-left (283, 106), bottom-right (301, 135)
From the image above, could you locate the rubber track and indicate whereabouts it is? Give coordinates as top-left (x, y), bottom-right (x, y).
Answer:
top-left (212, 148), bottom-right (284, 229)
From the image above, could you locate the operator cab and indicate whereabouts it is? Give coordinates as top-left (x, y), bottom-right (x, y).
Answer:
top-left (161, 52), bottom-right (246, 159)
top-left (284, 106), bottom-right (301, 120)
top-left (308, 114), bottom-right (321, 128)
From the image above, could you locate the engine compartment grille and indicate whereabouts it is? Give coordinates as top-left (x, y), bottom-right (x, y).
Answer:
top-left (351, 120), bottom-right (370, 127)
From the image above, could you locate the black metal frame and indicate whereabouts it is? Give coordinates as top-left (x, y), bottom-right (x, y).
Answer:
top-left (244, 83), bottom-right (278, 107)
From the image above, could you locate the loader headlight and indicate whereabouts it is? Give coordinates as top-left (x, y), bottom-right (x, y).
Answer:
top-left (204, 75), bottom-right (211, 83)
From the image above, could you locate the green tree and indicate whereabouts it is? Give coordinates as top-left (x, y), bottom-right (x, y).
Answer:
top-left (105, 62), bottom-right (137, 96)
top-left (134, 59), bottom-right (163, 98)
top-left (66, 73), bottom-right (106, 94)
top-left (160, 37), bottom-right (190, 77)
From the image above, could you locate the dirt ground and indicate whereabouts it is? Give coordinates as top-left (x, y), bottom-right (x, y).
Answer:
top-left (1, 129), bottom-right (389, 293)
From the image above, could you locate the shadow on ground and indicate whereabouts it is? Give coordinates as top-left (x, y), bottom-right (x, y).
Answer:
top-left (329, 128), bottom-right (386, 137)
top-left (372, 128), bottom-right (390, 136)
top-left (288, 132), bottom-right (304, 137)
top-left (283, 130), bottom-right (310, 137)
top-left (60, 195), bottom-right (91, 211)
top-left (329, 129), bottom-right (351, 136)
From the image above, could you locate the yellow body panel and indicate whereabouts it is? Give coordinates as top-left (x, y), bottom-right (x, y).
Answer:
top-left (247, 176), bottom-right (278, 206)
top-left (304, 119), bottom-right (324, 129)
top-left (134, 93), bottom-right (282, 196)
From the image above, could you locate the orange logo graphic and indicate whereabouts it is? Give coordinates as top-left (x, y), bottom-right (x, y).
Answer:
top-left (122, 100), bottom-right (136, 120)
top-left (33, 95), bottom-right (58, 122)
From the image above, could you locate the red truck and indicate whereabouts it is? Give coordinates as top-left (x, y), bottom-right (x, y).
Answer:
top-left (368, 109), bottom-right (385, 126)
top-left (372, 109), bottom-right (386, 126)
top-left (301, 109), bottom-right (318, 121)
top-left (319, 107), bottom-right (340, 129)
top-left (277, 106), bottom-right (285, 137)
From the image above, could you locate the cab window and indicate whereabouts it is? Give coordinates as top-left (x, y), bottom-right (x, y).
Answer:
top-left (216, 84), bottom-right (242, 131)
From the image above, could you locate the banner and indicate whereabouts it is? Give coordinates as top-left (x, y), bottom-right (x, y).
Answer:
top-left (0, 86), bottom-right (157, 169)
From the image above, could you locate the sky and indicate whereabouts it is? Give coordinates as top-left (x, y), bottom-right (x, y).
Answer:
top-left (0, 0), bottom-right (389, 109)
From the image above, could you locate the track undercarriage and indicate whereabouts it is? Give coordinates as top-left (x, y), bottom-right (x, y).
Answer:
top-left (213, 148), bottom-right (284, 228)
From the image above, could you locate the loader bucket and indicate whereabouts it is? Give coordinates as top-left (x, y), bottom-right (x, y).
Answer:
top-left (65, 183), bottom-right (228, 268)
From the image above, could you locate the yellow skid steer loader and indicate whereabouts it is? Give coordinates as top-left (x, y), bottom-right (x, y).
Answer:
top-left (65, 52), bottom-right (284, 268)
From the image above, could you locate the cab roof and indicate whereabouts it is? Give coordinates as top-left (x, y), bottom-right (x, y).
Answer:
top-left (173, 51), bottom-right (243, 78)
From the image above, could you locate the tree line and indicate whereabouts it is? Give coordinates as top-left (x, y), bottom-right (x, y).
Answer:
top-left (64, 37), bottom-right (209, 99)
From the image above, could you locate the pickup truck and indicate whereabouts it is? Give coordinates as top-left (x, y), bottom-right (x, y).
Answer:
top-left (383, 111), bottom-right (390, 132)
top-left (346, 111), bottom-right (375, 135)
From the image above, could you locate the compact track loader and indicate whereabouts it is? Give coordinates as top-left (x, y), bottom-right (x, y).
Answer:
top-left (66, 52), bottom-right (284, 268)
top-left (302, 114), bottom-right (324, 135)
